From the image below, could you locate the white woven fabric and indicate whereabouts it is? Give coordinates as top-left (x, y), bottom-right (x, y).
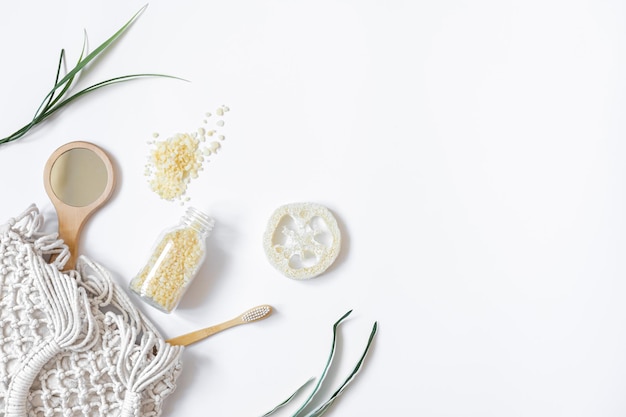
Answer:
top-left (0, 205), bottom-right (184, 417)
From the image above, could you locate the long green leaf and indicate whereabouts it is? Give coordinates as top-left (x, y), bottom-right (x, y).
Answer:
top-left (31, 5), bottom-right (146, 122)
top-left (41, 49), bottom-right (66, 115)
top-left (0, 73), bottom-right (182, 146)
top-left (55, 4), bottom-right (148, 94)
top-left (292, 310), bottom-right (353, 417)
top-left (39, 73), bottom-right (184, 119)
top-left (260, 377), bottom-right (315, 417)
top-left (16, 49), bottom-right (67, 142)
top-left (303, 322), bottom-right (378, 417)
top-left (0, 5), bottom-right (182, 146)
top-left (258, 311), bottom-right (378, 417)
top-left (47, 33), bottom-right (88, 111)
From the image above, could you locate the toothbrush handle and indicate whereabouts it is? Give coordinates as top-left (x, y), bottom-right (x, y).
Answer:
top-left (166, 318), bottom-right (241, 346)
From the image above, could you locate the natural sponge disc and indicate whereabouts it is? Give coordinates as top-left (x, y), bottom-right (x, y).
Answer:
top-left (263, 202), bottom-right (341, 280)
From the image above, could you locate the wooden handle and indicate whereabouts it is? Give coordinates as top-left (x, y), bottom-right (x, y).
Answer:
top-left (166, 305), bottom-right (273, 347)
top-left (55, 205), bottom-right (91, 270)
top-left (167, 318), bottom-right (241, 346)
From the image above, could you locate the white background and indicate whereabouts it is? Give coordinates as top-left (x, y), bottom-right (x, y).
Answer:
top-left (1, 1), bottom-right (626, 416)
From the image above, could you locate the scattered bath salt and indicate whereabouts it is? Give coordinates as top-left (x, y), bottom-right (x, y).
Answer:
top-left (205, 112), bottom-right (212, 117)
top-left (216, 107), bottom-right (224, 116)
top-left (145, 106), bottom-right (230, 203)
top-left (218, 135), bottom-right (225, 141)
top-left (147, 133), bottom-right (203, 201)
top-left (208, 141), bottom-right (221, 153)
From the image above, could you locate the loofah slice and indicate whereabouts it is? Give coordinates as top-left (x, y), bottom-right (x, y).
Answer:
top-left (263, 202), bottom-right (341, 280)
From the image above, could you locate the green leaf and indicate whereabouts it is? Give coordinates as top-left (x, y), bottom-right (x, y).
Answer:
top-left (46, 34), bottom-right (87, 111)
top-left (54, 4), bottom-right (148, 91)
top-left (291, 310), bottom-right (353, 417)
top-left (260, 377), bottom-right (315, 417)
top-left (0, 4), bottom-right (183, 146)
top-left (42, 49), bottom-right (66, 115)
top-left (302, 321), bottom-right (378, 417)
top-left (39, 73), bottom-right (184, 119)
top-left (260, 311), bottom-right (378, 417)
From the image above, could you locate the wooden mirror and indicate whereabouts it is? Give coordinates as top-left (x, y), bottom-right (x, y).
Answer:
top-left (43, 141), bottom-right (115, 270)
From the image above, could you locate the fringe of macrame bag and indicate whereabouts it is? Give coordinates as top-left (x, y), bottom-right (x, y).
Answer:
top-left (76, 256), bottom-right (184, 417)
top-left (1, 206), bottom-right (183, 417)
top-left (0, 204), bottom-right (71, 269)
top-left (4, 206), bottom-right (98, 417)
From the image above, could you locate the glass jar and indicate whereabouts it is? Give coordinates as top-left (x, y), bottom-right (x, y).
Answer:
top-left (130, 207), bottom-right (215, 313)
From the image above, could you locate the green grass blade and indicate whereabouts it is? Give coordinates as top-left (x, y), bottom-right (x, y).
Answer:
top-left (0, 4), bottom-right (173, 147)
top-left (292, 310), bottom-right (353, 417)
top-left (0, 73), bottom-right (180, 146)
top-left (0, 56), bottom-right (66, 143)
top-left (25, 49), bottom-right (66, 135)
top-left (55, 4), bottom-right (148, 88)
top-left (31, 4), bottom-right (147, 123)
top-left (260, 377), bottom-right (315, 417)
top-left (40, 49), bottom-right (66, 115)
top-left (39, 73), bottom-right (184, 119)
top-left (0, 124), bottom-right (34, 145)
top-left (47, 31), bottom-right (88, 110)
top-left (302, 322), bottom-right (379, 417)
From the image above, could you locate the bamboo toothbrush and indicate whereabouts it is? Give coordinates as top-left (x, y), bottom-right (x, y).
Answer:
top-left (166, 305), bottom-right (273, 346)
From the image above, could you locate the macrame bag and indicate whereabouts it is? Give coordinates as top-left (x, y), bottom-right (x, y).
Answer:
top-left (0, 205), bottom-right (184, 417)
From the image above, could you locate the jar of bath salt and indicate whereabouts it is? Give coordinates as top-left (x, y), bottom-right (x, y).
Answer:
top-left (130, 207), bottom-right (215, 313)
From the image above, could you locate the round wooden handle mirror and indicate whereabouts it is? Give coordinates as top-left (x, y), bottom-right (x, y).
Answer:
top-left (43, 141), bottom-right (116, 270)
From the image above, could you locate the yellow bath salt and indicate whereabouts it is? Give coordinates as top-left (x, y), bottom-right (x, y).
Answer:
top-left (146, 106), bottom-right (230, 202)
top-left (130, 207), bottom-right (215, 313)
top-left (130, 228), bottom-right (201, 311)
top-left (147, 133), bottom-right (203, 201)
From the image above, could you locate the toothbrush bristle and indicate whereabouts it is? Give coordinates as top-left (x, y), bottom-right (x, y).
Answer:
top-left (241, 305), bottom-right (272, 322)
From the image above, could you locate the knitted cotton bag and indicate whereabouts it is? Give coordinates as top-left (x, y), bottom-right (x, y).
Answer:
top-left (0, 205), bottom-right (184, 417)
